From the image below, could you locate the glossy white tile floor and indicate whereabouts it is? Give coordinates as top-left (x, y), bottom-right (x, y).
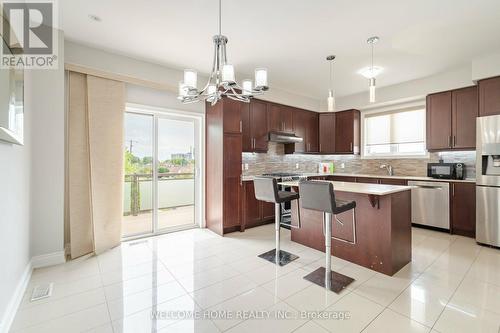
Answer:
top-left (10, 225), bottom-right (500, 333)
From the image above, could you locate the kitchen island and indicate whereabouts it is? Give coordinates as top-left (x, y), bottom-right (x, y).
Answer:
top-left (279, 180), bottom-right (413, 276)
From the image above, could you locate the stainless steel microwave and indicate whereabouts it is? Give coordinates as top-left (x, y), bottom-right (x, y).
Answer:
top-left (427, 163), bottom-right (465, 180)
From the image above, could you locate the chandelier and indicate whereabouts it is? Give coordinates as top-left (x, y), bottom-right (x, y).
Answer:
top-left (178, 0), bottom-right (269, 105)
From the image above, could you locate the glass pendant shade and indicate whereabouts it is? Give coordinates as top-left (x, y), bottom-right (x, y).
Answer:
top-left (178, 82), bottom-right (188, 98)
top-left (369, 78), bottom-right (376, 103)
top-left (255, 68), bottom-right (268, 89)
top-left (242, 80), bottom-right (253, 96)
top-left (327, 89), bottom-right (335, 112)
top-left (222, 64), bottom-right (235, 83)
top-left (183, 69), bottom-right (197, 89)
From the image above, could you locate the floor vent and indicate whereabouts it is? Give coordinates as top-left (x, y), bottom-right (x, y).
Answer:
top-left (30, 283), bottom-right (53, 302)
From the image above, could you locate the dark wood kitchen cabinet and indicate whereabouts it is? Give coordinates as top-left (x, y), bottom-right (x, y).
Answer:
top-left (427, 87), bottom-right (478, 151)
top-left (292, 109), bottom-right (319, 153)
top-left (334, 109), bottom-right (360, 154)
top-left (242, 180), bottom-right (275, 230)
top-left (242, 99), bottom-right (268, 152)
top-left (268, 103), bottom-right (293, 133)
top-left (427, 86), bottom-right (478, 151)
top-left (427, 91), bottom-right (453, 150)
top-left (479, 76), bottom-right (500, 117)
top-left (206, 98), bottom-right (243, 235)
top-left (450, 182), bottom-right (476, 238)
top-left (319, 113), bottom-right (335, 154)
top-left (452, 86), bottom-right (478, 149)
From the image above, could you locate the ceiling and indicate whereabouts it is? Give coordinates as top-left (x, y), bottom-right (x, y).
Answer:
top-left (61, 0), bottom-right (500, 100)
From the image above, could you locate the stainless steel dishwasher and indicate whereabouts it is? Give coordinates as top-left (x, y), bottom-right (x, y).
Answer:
top-left (407, 181), bottom-right (450, 229)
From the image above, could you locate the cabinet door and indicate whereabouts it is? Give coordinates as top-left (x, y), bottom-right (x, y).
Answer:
top-left (281, 106), bottom-right (294, 133)
top-left (250, 100), bottom-right (268, 152)
top-left (222, 98), bottom-right (242, 134)
top-left (267, 103), bottom-right (281, 132)
top-left (293, 110), bottom-right (308, 153)
top-left (329, 176), bottom-right (356, 182)
top-left (319, 113), bottom-right (335, 153)
top-left (427, 92), bottom-right (452, 150)
top-left (261, 202), bottom-right (275, 221)
top-left (306, 112), bottom-right (319, 152)
top-left (452, 86), bottom-right (478, 149)
top-left (379, 178), bottom-right (407, 186)
top-left (356, 177), bottom-right (379, 184)
top-left (243, 181), bottom-right (261, 227)
top-left (241, 103), bottom-right (252, 152)
top-left (479, 76), bottom-right (500, 117)
top-left (335, 111), bottom-right (354, 153)
top-left (451, 182), bottom-right (476, 237)
top-left (223, 134), bottom-right (242, 228)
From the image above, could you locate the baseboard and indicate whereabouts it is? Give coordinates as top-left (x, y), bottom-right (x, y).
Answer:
top-left (0, 261), bottom-right (32, 333)
top-left (31, 251), bottom-right (66, 269)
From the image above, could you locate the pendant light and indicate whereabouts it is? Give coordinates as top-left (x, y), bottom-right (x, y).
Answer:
top-left (326, 55), bottom-right (336, 112)
top-left (366, 36), bottom-right (379, 103)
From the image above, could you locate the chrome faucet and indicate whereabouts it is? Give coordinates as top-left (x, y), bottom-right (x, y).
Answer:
top-left (380, 164), bottom-right (394, 176)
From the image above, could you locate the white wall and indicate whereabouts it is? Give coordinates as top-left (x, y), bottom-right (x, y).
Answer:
top-left (333, 65), bottom-right (473, 111)
top-left (0, 76), bottom-right (32, 330)
top-left (65, 41), bottom-right (321, 112)
top-left (0, 30), bottom-right (65, 333)
top-left (29, 31), bottom-right (65, 258)
top-left (472, 50), bottom-right (500, 81)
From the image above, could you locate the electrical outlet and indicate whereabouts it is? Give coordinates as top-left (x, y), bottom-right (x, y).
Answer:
top-left (341, 163), bottom-right (345, 169)
top-left (244, 163), bottom-right (249, 170)
top-left (295, 163), bottom-right (299, 169)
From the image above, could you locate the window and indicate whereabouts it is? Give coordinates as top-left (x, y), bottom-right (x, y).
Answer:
top-left (363, 107), bottom-right (426, 158)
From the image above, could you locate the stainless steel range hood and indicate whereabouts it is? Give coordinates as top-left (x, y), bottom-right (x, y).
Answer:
top-left (268, 131), bottom-right (303, 144)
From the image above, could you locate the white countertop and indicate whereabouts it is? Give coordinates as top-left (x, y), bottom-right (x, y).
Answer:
top-left (278, 180), bottom-right (413, 196)
top-left (325, 172), bottom-right (476, 183)
top-left (243, 173), bottom-right (476, 183)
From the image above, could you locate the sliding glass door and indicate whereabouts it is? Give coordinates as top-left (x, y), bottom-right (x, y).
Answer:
top-left (122, 108), bottom-right (201, 238)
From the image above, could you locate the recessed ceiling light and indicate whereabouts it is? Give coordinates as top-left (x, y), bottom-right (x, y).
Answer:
top-left (358, 66), bottom-right (383, 79)
top-left (88, 14), bottom-right (102, 22)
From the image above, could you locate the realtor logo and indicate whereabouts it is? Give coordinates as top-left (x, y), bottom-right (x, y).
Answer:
top-left (1, 0), bottom-right (58, 69)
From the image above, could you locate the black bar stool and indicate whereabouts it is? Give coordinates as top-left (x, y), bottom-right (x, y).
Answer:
top-left (299, 180), bottom-right (357, 293)
top-left (253, 177), bottom-right (301, 266)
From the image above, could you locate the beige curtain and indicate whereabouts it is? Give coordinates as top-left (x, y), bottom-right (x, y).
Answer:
top-left (67, 71), bottom-right (125, 258)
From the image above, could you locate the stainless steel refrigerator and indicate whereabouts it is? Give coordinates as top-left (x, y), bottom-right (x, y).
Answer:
top-left (476, 115), bottom-right (500, 247)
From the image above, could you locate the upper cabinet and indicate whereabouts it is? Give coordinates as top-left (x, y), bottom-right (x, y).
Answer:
top-left (292, 109), bottom-right (319, 153)
top-left (319, 113), bottom-right (335, 154)
top-left (268, 103), bottom-right (293, 133)
top-left (242, 99), bottom-right (268, 152)
top-left (334, 109), bottom-right (360, 154)
top-left (426, 86), bottom-right (477, 151)
top-left (479, 76), bottom-right (500, 117)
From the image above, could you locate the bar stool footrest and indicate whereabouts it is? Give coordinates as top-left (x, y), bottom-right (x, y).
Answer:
top-left (303, 267), bottom-right (355, 293)
top-left (258, 249), bottom-right (299, 266)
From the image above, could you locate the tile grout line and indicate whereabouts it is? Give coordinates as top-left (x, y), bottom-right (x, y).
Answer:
top-left (429, 240), bottom-right (483, 332)
top-left (356, 234), bottom-right (463, 332)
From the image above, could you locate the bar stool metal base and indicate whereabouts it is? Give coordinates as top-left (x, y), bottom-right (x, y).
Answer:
top-left (303, 267), bottom-right (354, 293)
top-left (258, 249), bottom-right (299, 266)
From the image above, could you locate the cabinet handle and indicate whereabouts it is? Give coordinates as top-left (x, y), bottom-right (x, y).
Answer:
top-left (350, 142), bottom-right (353, 151)
top-left (449, 135), bottom-right (452, 148)
top-left (319, 143), bottom-right (322, 152)
top-left (452, 183), bottom-right (455, 196)
top-left (239, 120), bottom-right (242, 133)
top-left (453, 135), bottom-right (456, 147)
top-left (240, 175), bottom-right (242, 186)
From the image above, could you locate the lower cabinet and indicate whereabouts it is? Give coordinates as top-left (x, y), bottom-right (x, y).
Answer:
top-left (242, 180), bottom-right (275, 230)
top-left (451, 182), bottom-right (476, 237)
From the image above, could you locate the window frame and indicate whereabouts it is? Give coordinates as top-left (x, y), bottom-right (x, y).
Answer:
top-left (361, 103), bottom-right (429, 160)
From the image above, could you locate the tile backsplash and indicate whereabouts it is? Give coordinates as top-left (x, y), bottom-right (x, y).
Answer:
top-left (242, 142), bottom-right (476, 178)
